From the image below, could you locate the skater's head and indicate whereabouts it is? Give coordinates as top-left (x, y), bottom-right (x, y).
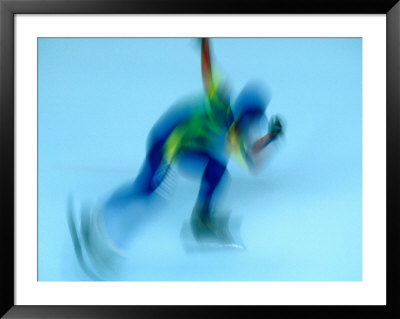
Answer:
top-left (233, 80), bottom-right (271, 133)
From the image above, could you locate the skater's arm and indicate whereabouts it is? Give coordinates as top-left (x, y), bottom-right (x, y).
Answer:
top-left (201, 38), bottom-right (233, 124)
top-left (251, 132), bottom-right (277, 155)
top-left (228, 115), bottom-right (284, 171)
top-left (201, 38), bottom-right (215, 97)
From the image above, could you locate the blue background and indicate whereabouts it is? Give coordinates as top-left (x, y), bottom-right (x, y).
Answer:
top-left (38, 38), bottom-right (362, 281)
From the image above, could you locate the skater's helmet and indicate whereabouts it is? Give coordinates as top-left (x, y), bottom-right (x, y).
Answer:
top-left (232, 80), bottom-right (271, 131)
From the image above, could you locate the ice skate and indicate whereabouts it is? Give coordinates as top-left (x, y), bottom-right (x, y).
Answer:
top-left (67, 199), bottom-right (128, 280)
top-left (180, 205), bottom-right (245, 252)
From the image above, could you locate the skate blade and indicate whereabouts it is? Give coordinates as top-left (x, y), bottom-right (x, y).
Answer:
top-left (180, 217), bottom-right (246, 253)
top-left (67, 199), bottom-right (103, 281)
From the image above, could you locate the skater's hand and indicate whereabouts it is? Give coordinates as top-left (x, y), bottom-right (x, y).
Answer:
top-left (251, 115), bottom-right (284, 157)
top-left (268, 115), bottom-right (283, 138)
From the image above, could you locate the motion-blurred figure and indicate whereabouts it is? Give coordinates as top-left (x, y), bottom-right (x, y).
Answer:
top-left (68, 38), bottom-right (284, 279)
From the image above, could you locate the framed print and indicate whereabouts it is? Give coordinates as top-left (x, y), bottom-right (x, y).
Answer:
top-left (1, 0), bottom-right (399, 318)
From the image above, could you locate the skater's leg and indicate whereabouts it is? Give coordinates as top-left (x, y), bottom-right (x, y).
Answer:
top-left (194, 155), bottom-right (227, 222)
top-left (133, 140), bottom-right (170, 195)
top-left (187, 153), bottom-right (235, 243)
top-left (100, 140), bottom-right (169, 250)
top-left (105, 140), bottom-right (169, 208)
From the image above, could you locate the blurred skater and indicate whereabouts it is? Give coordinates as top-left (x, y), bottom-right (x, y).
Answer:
top-left (68, 38), bottom-right (284, 279)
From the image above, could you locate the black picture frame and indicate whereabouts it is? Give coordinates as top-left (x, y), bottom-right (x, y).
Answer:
top-left (1, 0), bottom-right (399, 318)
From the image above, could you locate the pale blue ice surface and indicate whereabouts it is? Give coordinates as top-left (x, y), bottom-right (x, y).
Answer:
top-left (38, 38), bottom-right (362, 281)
